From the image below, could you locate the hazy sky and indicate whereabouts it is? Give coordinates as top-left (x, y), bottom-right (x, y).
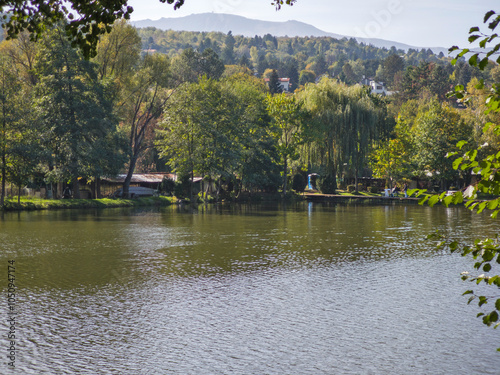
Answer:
top-left (127, 0), bottom-right (498, 48)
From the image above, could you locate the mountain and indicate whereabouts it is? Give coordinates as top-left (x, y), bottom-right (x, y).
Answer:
top-left (131, 13), bottom-right (448, 55)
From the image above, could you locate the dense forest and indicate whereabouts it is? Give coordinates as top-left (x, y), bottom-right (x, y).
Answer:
top-left (1, 21), bottom-right (499, 203)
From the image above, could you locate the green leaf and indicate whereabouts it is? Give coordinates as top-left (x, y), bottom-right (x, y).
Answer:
top-left (469, 54), bottom-right (478, 66)
top-left (495, 299), bottom-right (500, 311)
top-left (477, 201), bottom-right (488, 213)
top-left (479, 58), bottom-right (490, 70)
top-left (456, 140), bottom-right (468, 149)
top-left (418, 195), bottom-right (429, 205)
top-left (489, 311), bottom-right (499, 323)
top-left (452, 157), bottom-right (463, 170)
top-left (479, 296), bottom-right (488, 307)
top-left (483, 263), bottom-right (492, 272)
top-left (487, 199), bottom-right (499, 210)
top-left (443, 195), bottom-right (453, 207)
top-left (484, 10), bottom-right (496, 23)
top-left (469, 26), bottom-right (480, 33)
top-left (428, 195), bottom-right (440, 207)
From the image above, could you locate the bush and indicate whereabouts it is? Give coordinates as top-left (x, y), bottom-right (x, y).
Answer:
top-left (347, 185), bottom-right (356, 193)
top-left (369, 186), bottom-right (379, 194)
top-left (160, 177), bottom-right (175, 196)
top-left (174, 174), bottom-right (190, 199)
top-left (292, 173), bottom-right (306, 192)
top-left (318, 174), bottom-right (336, 194)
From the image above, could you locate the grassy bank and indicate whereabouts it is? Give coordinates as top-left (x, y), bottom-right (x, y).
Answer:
top-left (0, 196), bottom-right (176, 211)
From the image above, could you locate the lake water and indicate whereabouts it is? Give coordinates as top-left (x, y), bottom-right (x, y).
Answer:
top-left (1, 202), bottom-right (499, 374)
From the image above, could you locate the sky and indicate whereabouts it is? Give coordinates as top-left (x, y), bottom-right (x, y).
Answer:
top-left (127, 0), bottom-right (499, 49)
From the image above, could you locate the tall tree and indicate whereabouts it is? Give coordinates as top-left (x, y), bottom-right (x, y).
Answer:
top-left (298, 77), bottom-right (388, 190)
top-left (268, 69), bottom-right (283, 94)
top-left (119, 53), bottom-right (173, 198)
top-left (0, 53), bottom-right (24, 205)
top-left (94, 19), bottom-right (141, 82)
top-left (266, 93), bottom-right (303, 196)
top-left (35, 25), bottom-right (119, 198)
top-left (171, 48), bottom-right (224, 84)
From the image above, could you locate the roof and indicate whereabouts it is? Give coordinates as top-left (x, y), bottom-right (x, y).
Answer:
top-left (102, 173), bottom-right (175, 184)
top-left (102, 173), bottom-right (204, 184)
top-left (264, 77), bottom-right (290, 82)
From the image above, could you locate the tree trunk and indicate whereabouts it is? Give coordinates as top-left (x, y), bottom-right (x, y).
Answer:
top-left (123, 155), bottom-right (138, 198)
top-left (283, 158), bottom-right (288, 196)
top-left (96, 177), bottom-right (101, 199)
top-left (73, 176), bottom-right (80, 199)
top-left (189, 168), bottom-right (194, 203)
top-left (17, 184), bottom-right (20, 204)
top-left (0, 153), bottom-right (5, 206)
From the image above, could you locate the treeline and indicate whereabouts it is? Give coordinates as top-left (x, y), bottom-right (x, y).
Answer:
top-left (1, 20), bottom-right (499, 204)
top-left (136, 28), bottom-right (495, 90)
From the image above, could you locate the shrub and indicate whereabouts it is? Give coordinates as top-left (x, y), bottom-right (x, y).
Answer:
top-left (347, 185), bottom-right (356, 193)
top-left (292, 173), bottom-right (306, 192)
top-left (160, 177), bottom-right (175, 196)
top-left (318, 174), bottom-right (336, 194)
top-left (369, 186), bottom-right (379, 194)
top-left (174, 174), bottom-right (190, 199)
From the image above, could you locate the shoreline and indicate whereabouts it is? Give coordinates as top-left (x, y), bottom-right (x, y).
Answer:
top-left (0, 196), bottom-right (176, 212)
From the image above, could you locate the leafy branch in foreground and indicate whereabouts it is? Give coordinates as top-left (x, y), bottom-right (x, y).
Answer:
top-left (411, 9), bottom-right (500, 349)
top-left (408, 135), bottom-right (500, 350)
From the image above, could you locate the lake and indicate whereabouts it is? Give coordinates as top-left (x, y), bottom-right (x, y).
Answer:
top-left (0, 202), bottom-right (499, 374)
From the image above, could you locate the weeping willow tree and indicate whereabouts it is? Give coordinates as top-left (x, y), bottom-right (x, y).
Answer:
top-left (298, 77), bottom-right (390, 191)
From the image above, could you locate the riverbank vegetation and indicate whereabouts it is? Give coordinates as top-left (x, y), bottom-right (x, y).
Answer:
top-left (0, 196), bottom-right (176, 211)
top-left (0, 16), bottom-right (499, 208)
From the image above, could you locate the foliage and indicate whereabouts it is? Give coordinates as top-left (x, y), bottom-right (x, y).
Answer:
top-left (370, 138), bottom-right (406, 189)
top-left (268, 69), bottom-right (283, 94)
top-left (119, 52), bottom-right (172, 197)
top-left (266, 93), bottom-right (303, 195)
top-left (317, 174), bottom-right (336, 194)
top-left (413, 9), bottom-right (500, 348)
top-left (34, 25), bottom-right (121, 198)
top-left (298, 77), bottom-right (389, 191)
top-left (160, 176), bottom-right (175, 196)
top-left (291, 172), bottom-right (306, 192)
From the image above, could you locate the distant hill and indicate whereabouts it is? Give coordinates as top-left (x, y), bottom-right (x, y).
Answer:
top-left (132, 13), bottom-right (448, 55)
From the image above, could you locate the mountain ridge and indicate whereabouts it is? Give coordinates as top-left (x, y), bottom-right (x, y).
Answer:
top-left (131, 13), bottom-right (448, 55)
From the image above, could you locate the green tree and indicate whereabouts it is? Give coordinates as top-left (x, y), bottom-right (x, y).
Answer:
top-left (412, 102), bottom-right (473, 190)
top-left (171, 48), bottom-right (224, 84)
top-left (0, 53), bottom-right (24, 205)
top-left (298, 78), bottom-right (388, 191)
top-left (298, 70), bottom-right (315, 86)
top-left (35, 25), bottom-right (119, 199)
top-left (268, 69), bottom-right (283, 94)
top-left (266, 93), bottom-right (303, 196)
top-left (119, 53), bottom-right (172, 198)
top-left (370, 139), bottom-right (406, 190)
top-left (380, 54), bottom-right (404, 89)
top-left (94, 19), bottom-right (141, 82)
top-left (221, 31), bottom-right (235, 65)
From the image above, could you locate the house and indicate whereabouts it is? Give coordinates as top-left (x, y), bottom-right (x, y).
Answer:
top-left (360, 76), bottom-right (393, 96)
top-left (264, 77), bottom-right (292, 92)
